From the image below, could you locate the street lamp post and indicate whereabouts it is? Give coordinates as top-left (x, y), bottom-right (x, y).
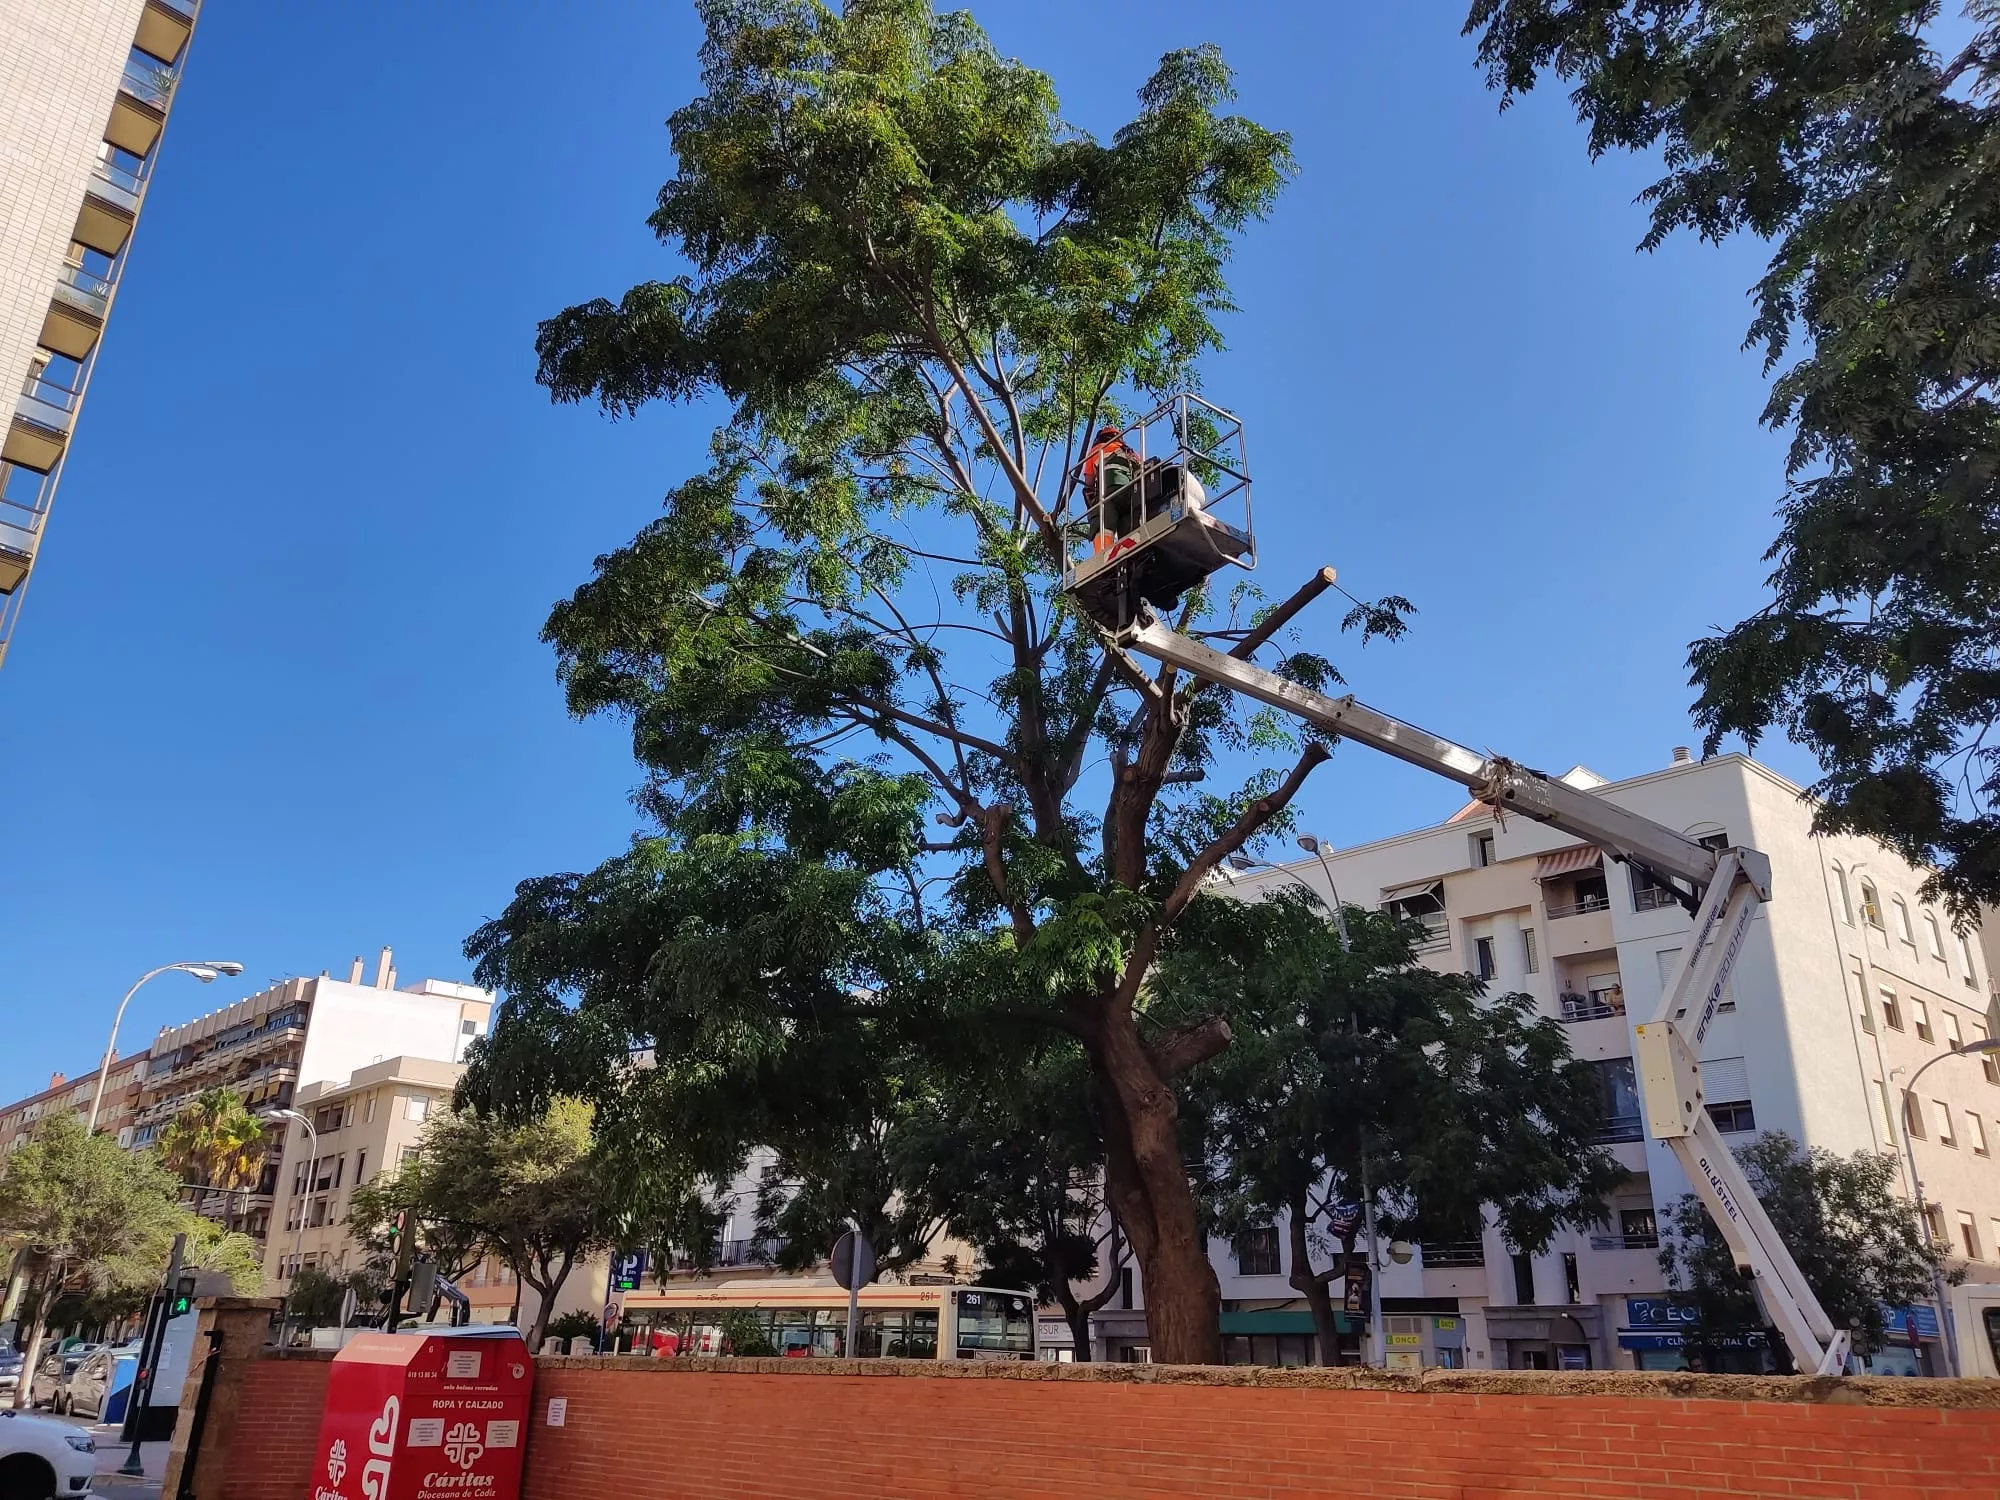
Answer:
top-left (1296, 834), bottom-right (1353, 953)
top-left (88, 960), bottom-right (244, 1132)
top-left (1892, 1038), bottom-right (2000, 1378)
top-left (263, 1107), bottom-right (317, 1346)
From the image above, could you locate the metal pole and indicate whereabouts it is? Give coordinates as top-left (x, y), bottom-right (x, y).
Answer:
top-left (1306, 847), bottom-right (1353, 952)
top-left (1359, 1137), bottom-right (1384, 1368)
top-left (1897, 1051), bottom-right (1961, 1378)
top-left (118, 1233), bottom-right (183, 1473)
top-left (844, 1232), bottom-right (861, 1359)
top-left (88, 967), bottom-right (173, 1133)
top-left (278, 1115), bottom-right (316, 1348)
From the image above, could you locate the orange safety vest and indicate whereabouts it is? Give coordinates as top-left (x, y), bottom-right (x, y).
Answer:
top-left (1082, 436), bottom-right (1135, 491)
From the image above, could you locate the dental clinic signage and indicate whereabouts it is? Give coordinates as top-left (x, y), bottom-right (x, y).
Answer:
top-left (1625, 1300), bottom-right (1700, 1328)
top-left (312, 1329), bottom-right (534, 1500)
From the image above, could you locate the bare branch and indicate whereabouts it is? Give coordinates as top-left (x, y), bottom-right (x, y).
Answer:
top-left (1150, 1014), bottom-right (1233, 1079)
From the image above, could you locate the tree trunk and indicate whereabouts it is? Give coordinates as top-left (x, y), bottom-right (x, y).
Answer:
top-left (14, 1266), bottom-right (54, 1411)
top-left (1285, 1191), bottom-right (1341, 1367)
top-left (1049, 1276), bottom-right (1093, 1363)
top-left (1093, 1012), bottom-right (1221, 1365)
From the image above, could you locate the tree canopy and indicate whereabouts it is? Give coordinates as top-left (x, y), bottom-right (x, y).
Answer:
top-left (466, 0), bottom-right (1412, 1363)
top-left (1464, 1), bottom-right (2000, 920)
top-left (1658, 1130), bottom-right (1948, 1366)
top-left (1171, 894), bottom-right (1622, 1362)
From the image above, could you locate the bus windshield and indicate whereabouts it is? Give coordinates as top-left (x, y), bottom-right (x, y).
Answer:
top-left (953, 1289), bottom-right (1034, 1359)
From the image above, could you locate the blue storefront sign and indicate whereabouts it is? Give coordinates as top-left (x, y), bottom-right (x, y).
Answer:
top-left (1619, 1298), bottom-right (1765, 1351)
top-left (1625, 1299), bottom-right (1700, 1328)
top-left (1880, 1304), bottom-right (1940, 1340)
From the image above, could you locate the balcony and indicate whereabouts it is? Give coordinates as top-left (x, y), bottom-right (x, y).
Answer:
top-left (1588, 1231), bottom-right (1660, 1251)
top-left (109, 60), bottom-right (174, 156)
top-left (666, 1235), bottom-right (787, 1273)
top-left (1419, 1240), bottom-right (1484, 1268)
top-left (51, 261), bottom-right (112, 322)
top-left (5, 376), bottom-right (77, 471)
top-left (1560, 988), bottom-right (1626, 1023)
top-left (136, 0), bottom-right (197, 68)
top-left (1591, 1113), bottom-right (1644, 1145)
top-left (1633, 886), bottom-right (1680, 914)
top-left (76, 162), bottom-right (140, 255)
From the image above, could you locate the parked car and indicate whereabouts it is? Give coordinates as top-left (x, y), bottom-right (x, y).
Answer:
top-left (0, 1408), bottom-right (94, 1499)
top-left (54, 1343), bottom-right (139, 1422)
top-left (26, 1351), bottom-right (88, 1412)
top-left (0, 1352), bottom-right (22, 1405)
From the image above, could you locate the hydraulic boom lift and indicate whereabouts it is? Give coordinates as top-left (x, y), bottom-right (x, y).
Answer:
top-left (1063, 399), bottom-right (1852, 1374)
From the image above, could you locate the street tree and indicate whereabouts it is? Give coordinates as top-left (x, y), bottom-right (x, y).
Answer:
top-left (386, 1098), bottom-right (619, 1347)
top-left (1464, 1), bottom-right (2000, 920)
top-left (470, 0), bottom-right (1409, 1365)
top-left (1659, 1131), bottom-right (1949, 1368)
top-left (1169, 893), bottom-right (1625, 1363)
top-left (158, 1088), bottom-right (267, 1231)
top-left (0, 1116), bottom-right (185, 1406)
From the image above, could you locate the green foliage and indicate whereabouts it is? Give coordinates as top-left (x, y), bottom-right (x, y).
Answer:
top-left (715, 1307), bottom-right (778, 1357)
top-left (157, 1088), bottom-right (266, 1194)
top-left (543, 1311), bottom-right (602, 1345)
top-left (287, 1267), bottom-right (358, 1330)
top-left (1465, 1), bottom-right (2000, 919)
top-left (471, 0), bottom-right (1410, 1365)
top-left (0, 1115), bottom-right (185, 1301)
top-left (1168, 893), bottom-right (1623, 1359)
top-left (176, 1213), bottom-right (263, 1295)
top-left (1659, 1131), bottom-right (1950, 1362)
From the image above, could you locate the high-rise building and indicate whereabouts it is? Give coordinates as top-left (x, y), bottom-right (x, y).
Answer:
top-left (0, 0), bottom-right (201, 668)
top-left (0, 1049), bottom-right (148, 1155)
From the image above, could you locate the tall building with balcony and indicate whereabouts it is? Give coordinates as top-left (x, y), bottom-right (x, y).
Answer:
top-left (0, 0), bottom-right (200, 668)
top-left (1095, 751), bottom-right (2000, 1374)
top-left (0, 1050), bottom-right (149, 1156)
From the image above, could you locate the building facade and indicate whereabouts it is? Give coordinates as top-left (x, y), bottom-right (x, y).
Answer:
top-left (0, 0), bottom-right (200, 667)
top-left (0, 1049), bottom-right (148, 1155)
top-left (1098, 752), bottom-right (2000, 1373)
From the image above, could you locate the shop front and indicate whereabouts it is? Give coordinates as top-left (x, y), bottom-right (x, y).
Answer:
top-left (1486, 1305), bottom-right (1604, 1370)
top-left (1616, 1297), bottom-right (1769, 1372)
top-left (1863, 1304), bottom-right (1942, 1377)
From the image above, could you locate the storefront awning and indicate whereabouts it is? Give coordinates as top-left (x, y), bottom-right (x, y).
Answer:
top-left (1220, 1309), bottom-right (1356, 1335)
top-left (1535, 846), bottom-right (1603, 879)
top-left (1380, 878), bottom-right (1444, 906)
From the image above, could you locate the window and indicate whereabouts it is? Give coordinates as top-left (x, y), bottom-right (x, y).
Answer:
top-left (405, 1095), bottom-right (431, 1122)
top-left (1958, 931), bottom-right (1979, 988)
top-left (1860, 881), bottom-right (1884, 929)
top-left (1904, 1090), bottom-right (1927, 1140)
top-left (355, 1149), bottom-right (368, 1182)
top-left (1969, 1112), bottom-right (1989, 1157)
top-left (399, 1146), bottom-right (420, 1168)
top-left (1936, 1101), bottom-right (1957, 1147)
top-left (1511, 1252), bottom-right (1536, 1305)
top-left (1473, 936), bottom-right (1496, 982)
top-left (365, 1094), bottom-right (377, 1125)
top-left (1706, 1099), bottom-right (1757, 1133)
top-left (1958, 1212), bottom-right (1981, 1260)
top-left (1119, 1266), bottom-right (1134, 1310)
top-left (1633, 867), bottom-right (1680, 913)
top-left (1833, 867), bottom-right (1854, 925)
top-left (1562, 1252), bottom-right (1580, 1304)
top-left (1893, 897), bottom-right (1915, 945)
top-left (1945, 1009), bottom-right (1964, 1052)
top-left (1912, 998), bottom-right (1933, 1043)
top-left (1522, 928), bottom-right (1539, 975)
top-left (1877, 1080), bottom-right (1899, 1145)
top-left (1590, 1059), bottom-right (1642, 1141)
top-left (312, 1103), bottom-right (345, 1133)
top-left (1925, 913), bottom-right (1947, 960)
top-left (1619, 1208), bottom-right (1660, 1248)
top-left (1234, 1226), bottom-right (1281, 1277)
top-left (1853, 963), bottom-right (1875, 1034)
top-left (1976, 1022), bottom-right (2000, 1085)
top-left (1656, 947), bottom-right (1682, 991)
top-left (1881, 989), bottom-right (1904, 1031)
top-left (1472, 832), bottom-right (1496, 868)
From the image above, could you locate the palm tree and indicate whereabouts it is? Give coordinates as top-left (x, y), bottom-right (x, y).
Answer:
top-left (157, 1089), bottom-right (266, 1230)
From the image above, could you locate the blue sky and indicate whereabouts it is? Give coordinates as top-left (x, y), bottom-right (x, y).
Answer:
top-left (0, 1), bottom-right (1815, 1101)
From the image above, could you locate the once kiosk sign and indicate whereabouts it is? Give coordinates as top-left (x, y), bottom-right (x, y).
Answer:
top-left (312, 1329), bottom-right (535, 1500)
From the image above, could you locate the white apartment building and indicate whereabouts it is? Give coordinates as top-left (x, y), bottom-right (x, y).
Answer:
top-left (0, 0), bottom-right (201, 667)
top-left (1100, 751), bottom-right (2000, 1373)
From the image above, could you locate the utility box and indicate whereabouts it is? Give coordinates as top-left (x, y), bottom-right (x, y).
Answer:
top-left (311, 1328), bottom-right (534, 1500)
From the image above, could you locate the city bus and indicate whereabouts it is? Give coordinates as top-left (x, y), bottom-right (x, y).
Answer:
top-left (618, 1279), bottom-right (1037, 1361)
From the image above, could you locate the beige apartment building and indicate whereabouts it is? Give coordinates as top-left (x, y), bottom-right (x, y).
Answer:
top-left (0, 0), bottom-right (200, 667)
top-left (1114, 750), bottom-right (2000, 1374)
top-left (0, 1048), bottom-right (148, 1154)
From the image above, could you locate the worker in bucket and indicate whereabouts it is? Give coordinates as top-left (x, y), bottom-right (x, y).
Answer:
top-left (1081, 424), bottom-right (1141, 551)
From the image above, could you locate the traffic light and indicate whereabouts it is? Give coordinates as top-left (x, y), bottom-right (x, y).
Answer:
top-left (168, 1272), bottom-right (197, 1318)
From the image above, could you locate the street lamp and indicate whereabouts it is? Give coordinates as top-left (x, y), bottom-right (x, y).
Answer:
top-left (1296, 834), bottom-right (1353, 952)
top-left (88, 960), bottom-right (245, 1132)
top-left (263, 1107), bottom-right (317, 1345)
top-left (1891, 1038), bottom-right (2000, 1378)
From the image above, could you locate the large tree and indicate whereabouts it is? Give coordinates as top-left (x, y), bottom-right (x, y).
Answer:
top-left (1171, 894), bottom-right (1624, 1363)
top-left (470, 0), bottom-right (1407, 1362)
top-left (1464, 1), bottom-right (2000, 920)
top-left (158, 1088), bottom-right (267, 1231)
top-left (1659, 1130), bottom-right (1949, 1369)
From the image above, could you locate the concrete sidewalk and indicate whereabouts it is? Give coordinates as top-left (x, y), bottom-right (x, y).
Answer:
top-left (84, 1422), bottom-right (165, 1500)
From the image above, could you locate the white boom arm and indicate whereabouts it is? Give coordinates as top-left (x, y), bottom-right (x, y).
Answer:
top-left (1120, 612), bottom-right (1851, 1375)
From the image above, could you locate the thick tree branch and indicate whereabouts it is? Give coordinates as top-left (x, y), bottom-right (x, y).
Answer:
top-left (1149, 1014), bottom-right (1234, 1079)
top-left (1161, 741), bottom-right (1332, 929)
top-left (980, 803), bottom-right (1037, 945)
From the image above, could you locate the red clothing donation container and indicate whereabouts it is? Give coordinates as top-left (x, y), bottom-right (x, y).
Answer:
top-left (309, 1329), bottom-right (534, 1500)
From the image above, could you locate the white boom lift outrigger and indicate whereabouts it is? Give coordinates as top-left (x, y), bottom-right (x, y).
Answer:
top-left (1063, 399), bottom-right (1852, 1375)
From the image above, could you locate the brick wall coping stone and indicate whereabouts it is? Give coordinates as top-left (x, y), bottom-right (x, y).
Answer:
top-left (424, 1352), bottom-right (1994, 1408)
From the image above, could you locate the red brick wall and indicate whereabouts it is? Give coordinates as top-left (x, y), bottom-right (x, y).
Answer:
top-left (222, 1353), bottom-right (332, 1500)
top-left (224, 1355), bottom-right (2000, 1500)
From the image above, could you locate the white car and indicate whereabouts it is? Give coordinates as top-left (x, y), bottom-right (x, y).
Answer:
top-left (0, 1408), bottom-right (94, 1499)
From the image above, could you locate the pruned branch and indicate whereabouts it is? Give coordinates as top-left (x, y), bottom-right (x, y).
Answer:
top-left (1150, 1014), bottom-right (1233, 1078)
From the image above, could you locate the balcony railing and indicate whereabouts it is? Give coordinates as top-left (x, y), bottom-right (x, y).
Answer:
top-left (1420, 1240), bottom-right (1485, 1268)
top-left (120, 60), bottom-right (176, 109)
top-left (1545, 894), bottom-right (1611, 921)
top-left (1559, 989), bottom-right (1625, 1022)
top-left (154, 0), bottom-right (198, 16)
top-left (1591, 1114), bottom-right (1645, 1144)
top-left (20, 367), bottom-right (81, 416)
top-left (668, 1235), bottom-right (787, 1272)
top-left (1588, 1231), bottom-right (1661, 1251)
top-left (55, 262), bottom-right (113, 318)
top-left (90, 156), bottom-right (144, 209)
top-left (1633, 886), bottom-right (1679, 913)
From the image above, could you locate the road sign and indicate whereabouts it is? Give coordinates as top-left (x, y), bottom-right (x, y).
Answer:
top-left (612, 1250), bottom-right (647, 1292)
top-left (830, 1231), bottom-right (876, 1291)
